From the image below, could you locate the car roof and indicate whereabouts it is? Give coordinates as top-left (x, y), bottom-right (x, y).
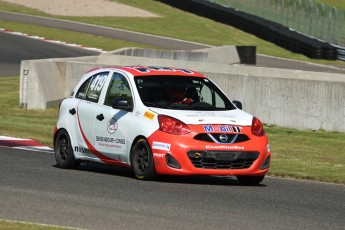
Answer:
top-left (86, 66), bottom-right (206, 78)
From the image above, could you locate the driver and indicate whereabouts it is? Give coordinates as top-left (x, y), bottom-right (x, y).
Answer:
top-left (168, 86), bottom-right (193, 105)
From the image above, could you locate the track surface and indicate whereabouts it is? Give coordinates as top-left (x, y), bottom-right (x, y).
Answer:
top-left (1, 148), bottom-right (345, 230)
top-left (1, 10), bottom-right (345, 230)
top-left (0, 30), bottom-right (99, 77)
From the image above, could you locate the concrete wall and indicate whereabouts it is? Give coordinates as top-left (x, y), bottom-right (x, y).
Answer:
top-left (104, 46), bottom-right (241, 65)
top-left (208, 72), bottom-right (345, 131)
top-left (20, 56), bottom-right (101, 108)
top-left (19, 48), bottom-right (345, 132)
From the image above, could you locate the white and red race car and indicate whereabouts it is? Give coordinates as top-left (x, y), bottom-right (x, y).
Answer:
top-left (54, 66), bottom-right (270, 185)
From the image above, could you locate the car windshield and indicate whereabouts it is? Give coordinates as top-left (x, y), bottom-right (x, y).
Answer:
top-left (134, 76), bottom-right (236, 111)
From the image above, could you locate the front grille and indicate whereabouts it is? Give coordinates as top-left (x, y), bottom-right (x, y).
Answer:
top-left (194, 133), bottom-right (250, 143)
top-left (187, 151), bottom-right (259, 169)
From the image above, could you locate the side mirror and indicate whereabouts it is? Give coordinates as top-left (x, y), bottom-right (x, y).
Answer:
top-left (232, 100), bottom-right (242, 110)
top-left (111, 99), bottom-right (133, 112)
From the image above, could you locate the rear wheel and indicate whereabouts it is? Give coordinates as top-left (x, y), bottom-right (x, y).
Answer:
top-left (130, 138), bottom-right (156, 180)
top-left (236, 175), bottom-right (265, 186)
top-left (55, 129), bottom-right (79, 169)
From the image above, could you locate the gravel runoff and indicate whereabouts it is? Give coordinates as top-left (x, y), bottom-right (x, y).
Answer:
top-left (1, 0), bottom-right (159, 17)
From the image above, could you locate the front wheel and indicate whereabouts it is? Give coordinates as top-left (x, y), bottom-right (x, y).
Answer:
top-left (54, 129), bottom-right (79, 169)
top-left (130, 138), bottom-right (156, 180)
top-left (236, 175), bottom-right (265, 186)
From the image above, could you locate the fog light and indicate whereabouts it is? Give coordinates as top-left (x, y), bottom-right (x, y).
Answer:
top-left (166, 154), bottom-right (181, 169)
top-left (260, 156), bottom-right (270, 169)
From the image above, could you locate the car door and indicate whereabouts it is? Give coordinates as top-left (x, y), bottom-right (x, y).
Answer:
top-left (92, 71), bottom-right (134, 164)
top-left (73, 70), bottom-right (110, 159)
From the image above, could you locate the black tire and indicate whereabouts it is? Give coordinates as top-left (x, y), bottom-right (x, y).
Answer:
top-left (54, 129), bottom-right (79, 169)
top-left (236, 175), bottom-right (265, 186)
top-left (130, 138), bottom-right (156, 180)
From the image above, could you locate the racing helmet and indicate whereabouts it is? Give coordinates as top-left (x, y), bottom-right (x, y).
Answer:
top-left (168, 86), bottom-right (187, 101)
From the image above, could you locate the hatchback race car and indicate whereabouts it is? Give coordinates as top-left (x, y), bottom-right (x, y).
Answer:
top-left (54, 66), bottom-right (270, 185)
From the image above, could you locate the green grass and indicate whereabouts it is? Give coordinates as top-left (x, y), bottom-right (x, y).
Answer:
top-left (0, 20), bottom-right (162, 51)
top-left (266, 126), bottom-right (345, 183)
top-left (314, 0), bottom-right (345, 9)
top-left (0, 77), bottom-right (57, 146)
top-left (1, 76), bottom-right (345, 184)
top-left (0, 219), bottom-right (79, 230)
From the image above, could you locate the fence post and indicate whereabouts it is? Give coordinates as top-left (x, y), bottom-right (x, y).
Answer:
top-left (328, 9), bottom-right (333, 44)
top-left (332, 7), bottom-right (337, 44)
top-left (320, 4), bottom-right (325, 40)
top-left (309, 0), bottom-right (313, 35)
top-left (315, 6), bottom-right (320, 39)
top-left (295, 0), bottom-right (302, 31)
top-left (340, 13), bottom-right (345, 46)
top-left (304, 1), bottom-right (308, 35)
top-left (255, 0), bottom-right (258, 18)
top-left (275, 0), bottom-right (278, 22)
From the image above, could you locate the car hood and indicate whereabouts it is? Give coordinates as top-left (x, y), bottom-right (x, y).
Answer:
top-left (149, 108), bottom-right (253, 126)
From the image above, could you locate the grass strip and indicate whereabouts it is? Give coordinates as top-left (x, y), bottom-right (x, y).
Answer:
top-left (0, 219), bottom-right (81, 230)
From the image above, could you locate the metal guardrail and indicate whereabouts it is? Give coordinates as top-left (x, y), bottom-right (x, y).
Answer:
top-left (333, 45), bottom-right (345, 61)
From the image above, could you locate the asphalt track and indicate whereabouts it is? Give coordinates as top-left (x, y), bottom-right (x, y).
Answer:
top-left (1, 148), bottom-right (345, 230)
top-left (1, 10), bottom-right (345, 230)
top-left (0, 30), bottom-right (99, 77)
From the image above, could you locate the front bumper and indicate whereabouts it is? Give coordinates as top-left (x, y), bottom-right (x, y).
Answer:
top-left (148, 128), bottom-right (270, 176)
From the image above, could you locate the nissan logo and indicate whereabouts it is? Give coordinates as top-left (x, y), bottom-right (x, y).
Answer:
top-left (219, 134), bottom-right (228, 143)
top-left (194, 152), bottom-right (201, 159)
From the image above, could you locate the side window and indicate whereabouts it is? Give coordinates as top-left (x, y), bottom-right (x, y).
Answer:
top-left (200, 84), bottom-right (212, 104)
top-left (104, 73), bottom-right (133, 107)
top-left (200, 84), bottom-right (225, 108)
top-left (75, 72), bottom-right (108, 102)
top-left (76, 77), bottom-right (91, 100)
top-left (215, 93), bottom-right (226, 108)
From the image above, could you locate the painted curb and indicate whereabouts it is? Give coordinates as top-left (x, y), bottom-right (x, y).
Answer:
top-left (0, 136), bottom-right (53, 153)
top-left (0, 28), bottom-right (105, 53)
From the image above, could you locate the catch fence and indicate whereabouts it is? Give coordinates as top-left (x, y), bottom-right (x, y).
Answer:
top-left (205, 0), bottom-right (345, 59)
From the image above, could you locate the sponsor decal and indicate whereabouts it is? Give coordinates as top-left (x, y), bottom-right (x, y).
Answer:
top-left (76, 107), bottom-right (130, 168)
top-left (107, 118), bottom-right (118, 134)
top-left (203, 125), bottom-right (242, 133)
top-left (152, 141), bottom-right (171, 151)
top-left (128, 66), bottom-right (194, 74)
top-left (95, 135), bottom-right (126, 150)
top-left (186, 112), bottom-right (235, 119)
top-left (89, 74), bottom-right (107, 92)
top-left (77, 92), bottom-right (87, 99)
top-left (205, 145), bottom-right (245, 150)
top-left (74, 146), bottom-right (94, 157)
top-left (86, 73), bottom-right (108, 101)
top-left (144, 111), bottom-right (155, 120)
top-left (153, 153), bottom-right (165, 158)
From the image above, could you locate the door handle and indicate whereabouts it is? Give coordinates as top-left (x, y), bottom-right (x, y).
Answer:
top-left (69, 108), bottom-right (76, 115)
top-left (96, 114), bottom-right (104, 121)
